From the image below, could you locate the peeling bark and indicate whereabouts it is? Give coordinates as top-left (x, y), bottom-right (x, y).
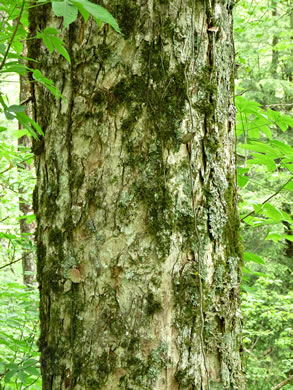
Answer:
top-left (28, 0), bottom-right (245, 389)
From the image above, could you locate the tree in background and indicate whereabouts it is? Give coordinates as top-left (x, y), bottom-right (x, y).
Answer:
top-left (235, 1), bottom-right (293, 388)
top-left (18, 46), bottom-right (36, 287)
top-left (28, 0), bottom-right (244, 388)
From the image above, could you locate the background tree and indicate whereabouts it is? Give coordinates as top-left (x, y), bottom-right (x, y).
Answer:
top-left (235, 1), bottom-right (293, 388)
top-left (28, 0), bottom-right (245, 389)
top-left (18, 46), bottom-right (37, 287)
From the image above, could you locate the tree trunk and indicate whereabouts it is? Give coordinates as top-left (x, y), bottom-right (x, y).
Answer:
top-left (270, 0), bottom-right (279, 79)
top-left (28, 1), bottom-right (244, 389)
top-left (18, 74), bottom-right (36, 286)
top-left (18, 132), bottom-right (37, 287)
top-left (13, 13), bottom-right (36, 287)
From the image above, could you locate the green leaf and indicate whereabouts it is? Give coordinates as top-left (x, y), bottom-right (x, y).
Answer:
top-left (7, 104), bottom-right (26, 113)
top-left (266, 233), bottom-right (293, 242)
top-left (72, 0), bottom-right (120, 32)
top-left (237, 167), bottom-right (249, 175)
top-left (237, 174), bottom-right (249, 188)
top-left (25, 214), bottom-right (36, 224)
top-left (236, 96), bottom-right (261, 114)
top-left (4, 369), bottom-right (17, 383)
top-left (281, 161), bottom-right (293, 173)
top-left (242, 267), bottom-right (269, 278)
top-left (15, 112), bottom-right (43, 138)
top-left (248, 126), bottom-right (260, 139)
top-left (24, 365), bottom-right (40, 376)
top-left (23, 359), bottom-right (39, 368)
top-left (32, 69), bottom-right (53, 85)
top-left (284, 181), bottom-right (293, 191)
top-left (42, 36), bottom-right (54, 52)
top-left (5, 363), bottom-right (19, 371)
top-left (267, 109), bottom-right (293, 132)
top-left (247, 154), bottom-right (276, 171)
top-left (17, 369), bottom-right (29, 384)
top-left (10, 129), bottom-right (30, 138)
top-left (241, 284), bottom-right (255, 292)
top-left (50, 36), bottom-right (71, 63)
top-left (4, 110), bottom-right (15, 120)
top-left (239, 141), bottom-right (279, 157)
top-left (270, 140), bottom-right (293, 158)
top-left (253, 204), bottom-right (264, 214)
top-left (260, 125), bottom-right (272, 139)
top-left (244, 252), bottom-right (265, 264)
top-left (1, 62), bottom-right (28, 74)
top-left (32, 69), bottom-right (65, 99)
top-left (52, 0), bottom-right (78, 29)
top-left (263, 203), bottom-right (292, 222)
top-left (73, 1), bottom-right (89, 21)
top-left (41, 27), bottom-right (71, 63)
top-left (250, 116), bottom-right (272, 139)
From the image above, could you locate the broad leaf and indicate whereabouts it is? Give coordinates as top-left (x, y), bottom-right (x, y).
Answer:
top-left (239, 142), bottom-right (279, 158)
top-left (244, 251), bottom-right (265, 264)
top-left (247, 154), bottom-right (276, 171)
top-left (52, 0), bottom-right (78, 29)
top-left (41, 27), bottom-right (71, 63)
top-left (72, 0), bottom-right (120, 32)
top-left (262, 203), bottom-right (292, 222)
top-left (266, 233), bottom-right (293, 242)
top-left (7, 104), bottom-right (26, 113)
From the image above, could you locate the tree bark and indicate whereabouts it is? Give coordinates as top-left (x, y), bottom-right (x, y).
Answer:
top-left (17, 133), bottom-right (37, 287)
top-left (271, 374), bottom-right (293, 390)
top-left (28, 0), bottom-right (245, 389)
top-left (18, 88), bottom-right (36, 286)
top-left (18, 57), bottom-right (36, 287)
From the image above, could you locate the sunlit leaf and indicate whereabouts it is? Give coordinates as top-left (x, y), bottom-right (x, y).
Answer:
top-left (244, 252), bottom-right (265, 264)
top-left (72, 0), bottom-right (120, 32)
top-left (40, 27), bottom-right (71, 63)
top-left (52, 0), bottom-right (78, 28)
top-left (266, 233), bottom-right (293, 242)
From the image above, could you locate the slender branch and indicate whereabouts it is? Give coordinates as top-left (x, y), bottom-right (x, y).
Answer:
top-left (0, 161), bottom-right (14, 175)
top-left (264, 103), bottom-right (293, 107)
top-left (0, 0), bottom-right (25, 72)
top-left (23, 376), bottom-right (41, 390)
top-left (28, 0), bottom-right (51, 8)
top-left (0, 156), bottom-right (33, 175)
top-left (20, 96), bottom-right (33, 106)
top-left (271, 374), bottom-right (293, 390)
top-left (0, 252), bottom-right (33, 270)
top-left (276, 7), bottom-right (293, 22)
top-left (241, 176), bottom-right (293, 222)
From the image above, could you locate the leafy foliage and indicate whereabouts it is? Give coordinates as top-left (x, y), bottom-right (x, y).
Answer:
top-left (38, 27), bottom-right (71, 63)
top-left (0, 283), bottom-right (40, 389)
top-left (52, 0), bottom-right (121, 32)
top-left (242, 270), bottom-right (293, 390)
top-left (235, 1), bottom-right (293, 388)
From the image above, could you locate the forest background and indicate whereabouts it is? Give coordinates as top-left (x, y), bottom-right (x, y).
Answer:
top-left (0, 0), bottom-right (292, 389)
